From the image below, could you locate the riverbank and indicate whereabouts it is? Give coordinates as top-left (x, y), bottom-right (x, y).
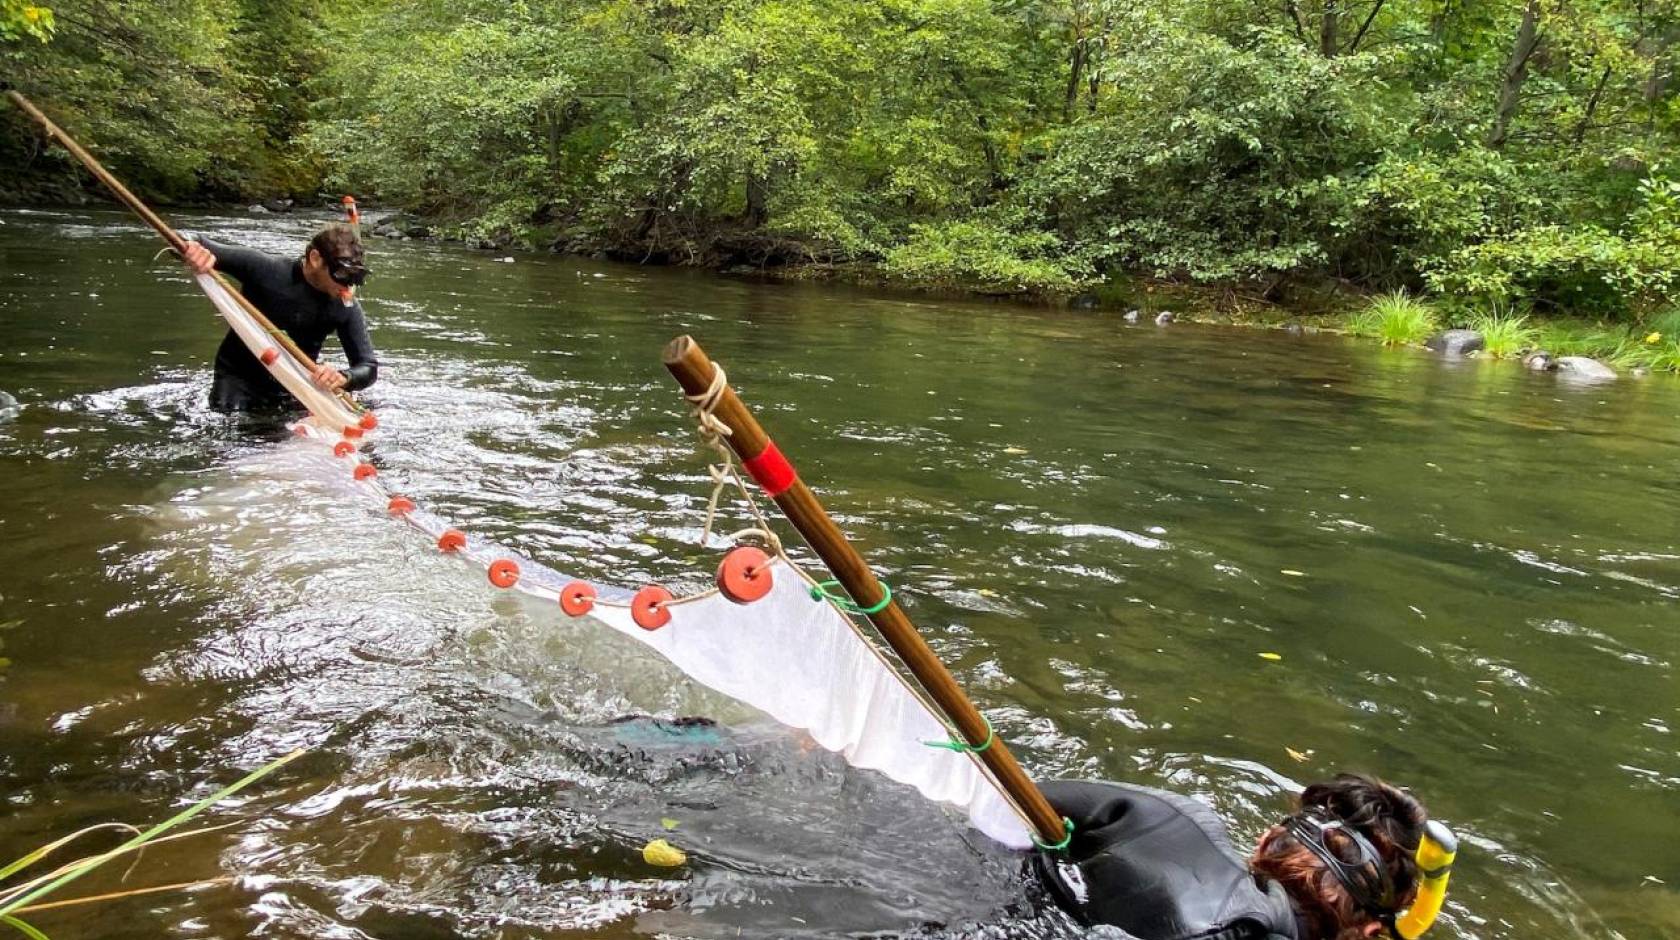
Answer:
top-left (360, 205), bottom-right (1680, 379)
top-left (12, 192), bottom-right (1676, 379)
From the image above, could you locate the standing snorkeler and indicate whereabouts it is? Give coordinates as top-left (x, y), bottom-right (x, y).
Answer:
top-left (178, 223), bottom-right (378, 413)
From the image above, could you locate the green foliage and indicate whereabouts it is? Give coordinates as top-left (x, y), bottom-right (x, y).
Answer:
top-left (1, 0), bottom-right (325, 200)
top-left (884, 211), bottom-right (1093, 293)
top-left (1347, 291), bottom-right (1440, 345)
top-left (1025, 19), bottom-right (1406, 283)
top-left (1470, 311), bottom-right (1539, 357)
top-left (7, 0), bottom-right (1680, 313)
top-left (0, 1), bottom-right (52, 42)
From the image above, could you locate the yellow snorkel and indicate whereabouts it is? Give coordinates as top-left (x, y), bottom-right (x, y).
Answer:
top-left (1395, 820), bottom-right (1457, 939)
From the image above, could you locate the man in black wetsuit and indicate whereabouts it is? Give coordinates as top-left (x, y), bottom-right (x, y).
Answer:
top-left (180, 223), bottom-right (378, 412)
top-left (1036, 774), bottom-right (1438, 940)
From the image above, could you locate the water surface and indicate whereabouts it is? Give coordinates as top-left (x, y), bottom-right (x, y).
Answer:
top-left (0, 208), bottom-right (1675, 938)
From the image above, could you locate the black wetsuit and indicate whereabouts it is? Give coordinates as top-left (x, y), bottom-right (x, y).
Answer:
top-left (1035, 780), bottom-right (1302, 940)
top-left (198, 237), bottom-right (378, 412)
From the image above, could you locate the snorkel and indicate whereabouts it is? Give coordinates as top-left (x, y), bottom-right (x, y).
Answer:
top-left (1394, 821), bottom-right (1457, 939)
top-left (336, 196), bottom-right (362, 305)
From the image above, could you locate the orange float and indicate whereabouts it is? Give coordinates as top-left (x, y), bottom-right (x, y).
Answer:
top-left (333, 441), bottom-right (355, 458)
top-left (559, 581), bottom-right (596, 616)
top-left (437, 529), bottom-right (467, 553)
top-left (342, 426), bottom-right (364, 440)
top-left (631, 585), bottom-right (674, 630)
top-left (488, 559), bottom-right (520, 588)
top-left (358, 411), bottom-right (379, 431)
top-left (717, 546), bottom-right (773, 604)
top-left (387, 496), bottom-right (416, 515)
top-left (259, 347), bottom-right (279, 365)
top-left (353, 463), bottom-right (378, 481)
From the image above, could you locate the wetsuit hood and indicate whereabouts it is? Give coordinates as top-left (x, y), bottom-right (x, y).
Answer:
top-left (1034, 780), bottom-right (1301, 940)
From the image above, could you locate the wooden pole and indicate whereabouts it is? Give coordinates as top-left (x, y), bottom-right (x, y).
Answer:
top-left (4, 90), bottom-right (360, 413)
top-left (662, 335), bottom-right (1067, 845)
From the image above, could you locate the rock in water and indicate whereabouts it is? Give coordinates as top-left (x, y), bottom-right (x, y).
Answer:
top-left (1069, 292), bottom-right (1100, 311)
top-left (0, 390), bottom-right (17, 422)
top-left (247, 204), bottom-right (270, 214)
top-left (1123, 309), bottom-right (1141, 323)
top-left (1155, 311), bottom-right (1175, 325)
top-left (1556, 356), bottom-right (1617, 383)
top-left (1425, 329), bottom-right (1485, 356)
top-left (1523, 351), bottom-right (1556, 371)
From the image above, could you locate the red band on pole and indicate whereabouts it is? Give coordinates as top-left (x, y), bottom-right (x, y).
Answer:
top-left (742, 440), bottom-right (797, 497)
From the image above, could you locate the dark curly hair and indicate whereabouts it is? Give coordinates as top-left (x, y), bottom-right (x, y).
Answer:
top-left (1251, 774), bottom-right (1427, 940)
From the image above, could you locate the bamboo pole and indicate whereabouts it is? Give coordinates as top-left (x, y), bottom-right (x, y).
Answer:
top-left (4, 89), bottom-right (360, 413)
top-left (662, 335), bottom-right (1066, 845)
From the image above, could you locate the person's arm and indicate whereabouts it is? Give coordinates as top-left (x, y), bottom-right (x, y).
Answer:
top-left (335, 304), bottom-right (380, 392)
top-left (192, 236), bottom-right (283, 286)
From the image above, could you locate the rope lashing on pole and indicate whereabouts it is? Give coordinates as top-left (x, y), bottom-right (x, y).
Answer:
top-left (924, 715), bottom-right (995, 754)
top-left (809, 579), bottom-right (893, 615)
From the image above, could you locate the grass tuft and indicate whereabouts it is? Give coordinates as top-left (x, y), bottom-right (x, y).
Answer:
top-left (1470, 312), bottom-right (1538, 358)
top-left (1347, 291), bottom-right (1440, 346)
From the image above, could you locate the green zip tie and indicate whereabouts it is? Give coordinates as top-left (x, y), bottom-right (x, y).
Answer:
top-left (809, 579), bottom-right (892, 615)
top-left (925, 716), bottom-right (994, 754)
top-left (1034, 816), bottom-right (1075, 853)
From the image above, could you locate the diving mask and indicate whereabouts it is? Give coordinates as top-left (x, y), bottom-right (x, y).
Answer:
top-left (1283, 811), bottom-right (1457, 940)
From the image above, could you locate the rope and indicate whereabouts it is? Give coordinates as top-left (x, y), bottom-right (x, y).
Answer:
top-left (809, 579), bottom-right (893, 615)
top-left (924, 715), bottom-right (994, 753)
top-left (1033, 817), bottom-right (1075, 852)
top-left (682, 362), bottom-right (782, 555)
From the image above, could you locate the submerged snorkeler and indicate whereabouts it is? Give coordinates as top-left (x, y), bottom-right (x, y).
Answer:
top-left (1035, 773), bottom-right (1449, 940)
top-left (178, 223), bottom-right (378, 412)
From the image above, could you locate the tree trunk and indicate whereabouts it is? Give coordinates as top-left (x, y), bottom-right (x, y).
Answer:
top-left (745, 174), bottom-right (769, 228)
top-left (1572, 65), bottom-right (1613, 145)
top-left (1064, 38), bottom-right (1087, 121)
top-left (1320, 1), bottom-right (1340, 57)
top-left (1487, 0), bottom-right (1542, 149)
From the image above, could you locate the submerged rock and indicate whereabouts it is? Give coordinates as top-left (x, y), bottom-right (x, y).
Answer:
top-left (1556, 356), bottom-right (1618, 383)
top-left (1426, 329), bottom-right (1485, 356)
top-left (0, 390), bottom-right (17, 422)
top-left (1069, 292), bottom-right (1100, 311)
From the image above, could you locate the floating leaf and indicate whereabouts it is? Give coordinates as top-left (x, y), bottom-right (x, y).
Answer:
top-left (1259, 652), bottom-right (1283, 661)
top-left (642, 839), bottom-right (686, 867)
top-left (976, 588), bottom-right (999, 598)
top-left (1002, 447), bottom-right (1028, 455)
top-left (1286, 747), bottom-right (1313, 763)
top-left (660, 818), bottom-right (680, 831)
top-left (1280, 570), bottom-right (1305, 577)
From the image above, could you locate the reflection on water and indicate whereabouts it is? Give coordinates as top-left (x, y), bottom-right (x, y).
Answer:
top-left (0, 209), bottom-right (1676, 938)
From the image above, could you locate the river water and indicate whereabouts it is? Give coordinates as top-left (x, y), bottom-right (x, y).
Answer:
top-left (0, 208), bottom-right (1674, 939)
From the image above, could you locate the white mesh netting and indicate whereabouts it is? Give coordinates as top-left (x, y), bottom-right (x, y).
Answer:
top-left (194, 272), bottom-right (1036, 850)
